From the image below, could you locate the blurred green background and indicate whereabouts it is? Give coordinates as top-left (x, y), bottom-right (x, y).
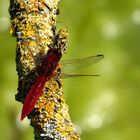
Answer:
top-left (0, 0), bottom-right (140, 140)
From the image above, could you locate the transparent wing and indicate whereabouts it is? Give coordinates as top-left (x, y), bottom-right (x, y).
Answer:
top-left (61, 54), bottom-right (104, 74)
top-left (61, 74), bottom-right (100, 79)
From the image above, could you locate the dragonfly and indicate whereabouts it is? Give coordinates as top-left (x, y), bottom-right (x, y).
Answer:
top-left (20, 47), bottom-right (104, 120)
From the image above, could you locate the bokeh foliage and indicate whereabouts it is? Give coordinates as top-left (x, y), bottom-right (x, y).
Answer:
top-left (0, 0), bottom-right (140, 140)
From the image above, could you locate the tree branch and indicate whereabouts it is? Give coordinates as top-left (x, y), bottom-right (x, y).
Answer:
top-left (9, 0), bottom-right (80, 139)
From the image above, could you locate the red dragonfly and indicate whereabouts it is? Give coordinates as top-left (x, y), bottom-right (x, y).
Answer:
top-left (20, 47), bottom-right (104, 120)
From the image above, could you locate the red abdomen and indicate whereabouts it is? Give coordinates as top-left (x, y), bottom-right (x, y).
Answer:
top-left (20, 75), bottom-right (46, 120)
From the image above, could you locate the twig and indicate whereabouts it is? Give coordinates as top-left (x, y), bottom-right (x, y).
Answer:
top-left (9, 0), bottom-right (80, 139)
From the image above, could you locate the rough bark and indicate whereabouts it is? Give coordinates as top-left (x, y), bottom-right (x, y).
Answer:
top-left (9, 0), bottom-right (80, 139)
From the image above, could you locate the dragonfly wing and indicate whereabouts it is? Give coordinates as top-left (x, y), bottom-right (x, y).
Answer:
top-left (61, 54), bottom-right (104, 74)
top-left (61, 73), bottom-right (100, 79)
